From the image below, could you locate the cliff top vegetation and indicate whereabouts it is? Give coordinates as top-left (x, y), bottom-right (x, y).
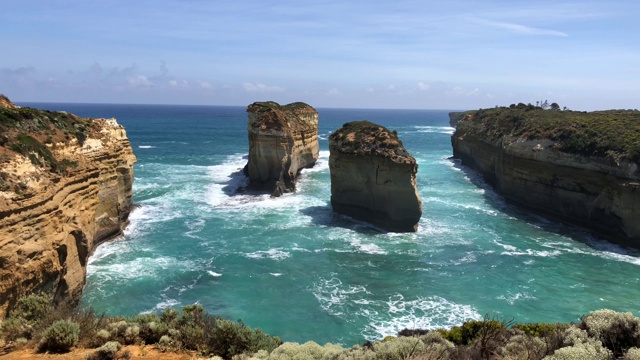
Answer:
top-left (3, 294), bottom-right (640, 360)
top-left (246, 101), bottom-right (317, 132)
top-left (458, 105), bottom-right (640, 161)
top-left (329, 121), bottom-right (414, 163)
top-left (0, 98), bottom-right (103, 195)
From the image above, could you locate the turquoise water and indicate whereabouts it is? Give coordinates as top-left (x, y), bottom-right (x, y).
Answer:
top-left (22, 103), bottom-right (640, 346)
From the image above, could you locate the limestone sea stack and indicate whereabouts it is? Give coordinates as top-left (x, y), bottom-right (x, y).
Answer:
top-left (0, 97), bottom-right (136, 318)
top-left (451, 106), bottom-right (640, 247)
top-left (244, 101), bottom-right (319, 197)
top-left (329, 121), bottom-right (422, 232)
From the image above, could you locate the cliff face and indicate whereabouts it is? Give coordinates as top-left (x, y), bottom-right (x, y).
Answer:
top-left (244, 101), bottom-right (319, 197)
top-left (0, 101), bottom-right (135, 317)
top-left (329, 121), bottom-right (422, 232)
top-left (451, 107), bottom-right (640, 247)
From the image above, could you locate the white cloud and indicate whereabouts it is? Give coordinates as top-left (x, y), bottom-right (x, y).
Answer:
top-left (199, 80), bottom-right (212, 89)
top-left (387, 84), bottom-right (396, 91)
top-left (242, 82), bottom-right (284, 93)
top-left (327, 88), bottom-right (341, 96)
top-left (127, 75), bottom-right (154, 87)
top-left (417, 82), bottom-right (430, 91)
top-left (476, 19), bottom-right (568, 37)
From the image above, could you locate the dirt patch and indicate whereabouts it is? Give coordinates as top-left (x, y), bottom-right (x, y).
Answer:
top-left (0, 345), bottom-right (200, 360)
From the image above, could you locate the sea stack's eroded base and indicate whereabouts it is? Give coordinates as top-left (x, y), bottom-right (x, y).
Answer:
top-left (451, 106), bottom-right (640, 247)
top-left (329, 121), bottom-right (422, 232)
top-left (244, 101), bottom-right (319, 197)
top-left (0, 97), bottom-right (136, 317)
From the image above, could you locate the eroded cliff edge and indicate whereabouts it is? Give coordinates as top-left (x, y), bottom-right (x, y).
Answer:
top-left (244, 101), bottom-right (319, 197)
top-left (451, 106), bottom-right (640, 246)
top-left (0, 97), bottom-right (136, 317)
top-left (329, 121), bottom-right (422, 232)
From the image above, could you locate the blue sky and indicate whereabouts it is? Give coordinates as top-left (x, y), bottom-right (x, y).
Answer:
top-left (1, 0), bottom-right (639, 110)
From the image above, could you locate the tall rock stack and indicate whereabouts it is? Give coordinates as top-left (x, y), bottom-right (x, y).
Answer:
top-left (0, 98), bottom-right (136, 318)
top-left (329, 121), bottom-right (422, 232)
top-left (244, 101), bottom-right (319, 197)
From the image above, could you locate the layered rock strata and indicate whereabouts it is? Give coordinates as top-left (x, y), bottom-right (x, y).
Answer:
top-left (329, 121), bottom-right (422, 232)
top-left (451, 107), bottom-right (640, 247)
top-left (0, 99), bottom-right (136, 318)
top-left (244, 101), bottom-right (319, 197)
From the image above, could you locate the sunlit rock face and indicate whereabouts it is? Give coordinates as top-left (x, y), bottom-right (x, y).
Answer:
top-left (0, 99), bottom-right (135, 318)
top-left (244, 101), bottom-right (319, 197)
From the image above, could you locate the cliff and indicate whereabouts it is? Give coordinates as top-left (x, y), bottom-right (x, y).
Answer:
top-left (448, 110), bottom-right (476, 128)
top-left (244, 101), bottom-right (319, 197)
top-left (0, 99), bottom-right (136, 317)
top-left (451, 106), bottom-right (640, 247)
top-left (329, 121), bottom-right (422, 232)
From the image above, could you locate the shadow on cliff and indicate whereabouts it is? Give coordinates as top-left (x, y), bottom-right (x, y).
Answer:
top-left (449, 157), bottom-right (640, 256)
top-left (300, 205), bottom-right (387, 235)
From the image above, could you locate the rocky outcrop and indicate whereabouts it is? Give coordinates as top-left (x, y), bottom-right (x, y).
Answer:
top-left (451, 107), bottom-right (640, 247)
top-left (0, 100), bottom-right (135, 318)
top-left (244, 101), bottom-right (319, 197)
top-left (329, 121), bottom-right (422, 232)
top-left (0, 94), bottom-right (17, 109)
top-left (449, 110), bottom-right (476, 128)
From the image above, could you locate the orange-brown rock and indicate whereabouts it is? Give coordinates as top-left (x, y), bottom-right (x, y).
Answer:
top-left (0, 100), bottom-right (135, 318)
top-left (244, 101), bottom-right (319, 197)
top-left (0, 94), bottom-right (17, 109)
top-left (329, 121), bottom-right (422, 232)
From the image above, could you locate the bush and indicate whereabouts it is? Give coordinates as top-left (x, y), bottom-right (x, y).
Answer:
top-left (39, 320), bottom-right (79, 353)
top-left (1, 317), bottom-right (32, 341)
top-left (374, 336), bottom-right (426, 360)
top-left (580, 309), bottom-right (640, 357)
top-left (502, 333), bottom-right (546, 360)
top-left (86, 341), bottom-right (122, 360)
top-left (207, 319), bottom-right (280, 359)
top-left (10, 294), bottom-right (52, 322)
top-left (625, 347), bottom-right (640, 360)
top-left (513, 323), bottom-right (558, 337)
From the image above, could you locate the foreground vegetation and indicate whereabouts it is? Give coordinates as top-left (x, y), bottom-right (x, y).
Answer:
top-left (458, 105), bottom-right (640, 161)
top-left (3, 295), bottom-right (640, 359)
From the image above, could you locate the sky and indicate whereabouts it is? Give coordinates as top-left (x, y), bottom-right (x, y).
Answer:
top-left (1, 0), bottom-right (639, 110)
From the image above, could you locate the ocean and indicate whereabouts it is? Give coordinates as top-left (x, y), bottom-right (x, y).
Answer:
top-left (20, 102), bottom-right (640, 346)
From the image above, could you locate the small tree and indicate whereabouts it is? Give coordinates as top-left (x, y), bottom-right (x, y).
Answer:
top-left (550, 103), bottom-right (560, 110)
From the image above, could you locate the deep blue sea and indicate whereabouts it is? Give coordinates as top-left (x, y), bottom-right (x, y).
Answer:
top-left (20, 103), bottom-right (640, 346)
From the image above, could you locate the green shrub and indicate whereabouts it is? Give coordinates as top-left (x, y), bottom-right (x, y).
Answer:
top-left (513, 323), bottom-right (558, 337)
top-left (86, 341), bottom-right (122, 360)
top-left (206, 319), bottom-right (280, 359)
top-left (374, 336), bottom-right (427, 360)
top-left (10, 294), bottom-right (53, 322)
top-left (580, 309), bottom-right (640, 357)
top-left (39, 319), bottom-right (79, 353)
top-left (1, 317), bottom-right (32, 341)
top-left (502, 333), bottom-right (546, 360)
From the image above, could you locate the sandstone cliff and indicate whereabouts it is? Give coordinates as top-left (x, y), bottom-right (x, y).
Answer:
top-left (329, 121), bottom-right (422, 232)
top-left (244, 101), bottom-right (319, 197)
top-left (0, 99), bottom-right (136, 317)
top-left (451, 107), bottom-right (640, 247)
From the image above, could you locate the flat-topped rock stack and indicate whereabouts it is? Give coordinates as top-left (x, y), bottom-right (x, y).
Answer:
top-left (329, 121), bottom-right (422, 232)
